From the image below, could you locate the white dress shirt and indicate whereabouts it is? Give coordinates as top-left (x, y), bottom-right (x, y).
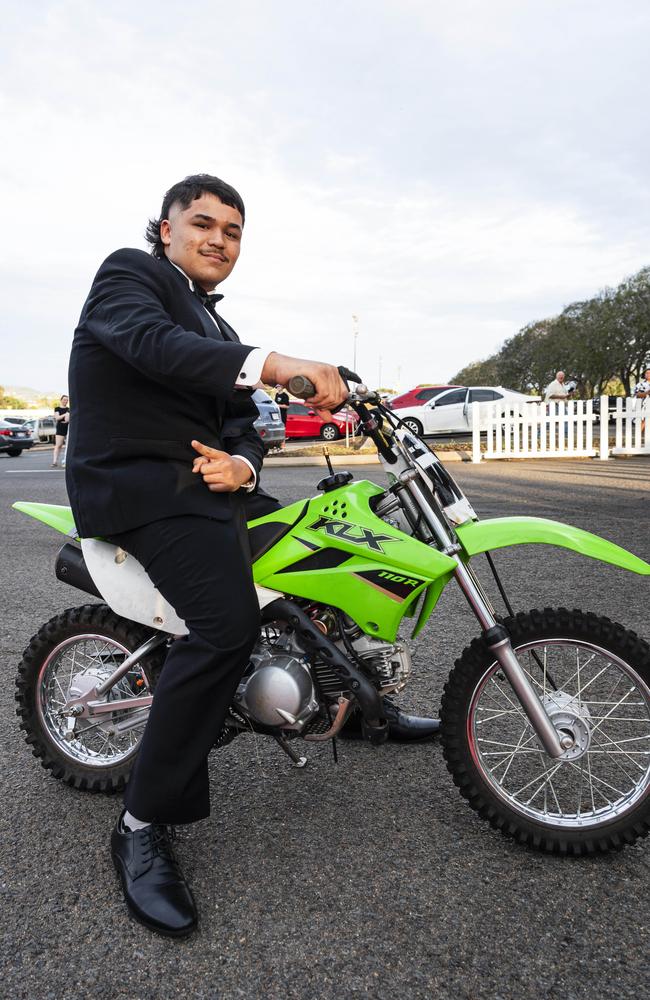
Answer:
top-left (169, 260), bottom-right (269, 490)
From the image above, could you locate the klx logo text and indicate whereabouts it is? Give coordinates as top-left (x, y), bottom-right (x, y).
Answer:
top-left (308, 516), bottom-right (395, 552)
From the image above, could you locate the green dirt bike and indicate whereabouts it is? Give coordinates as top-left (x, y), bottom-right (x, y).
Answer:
top-left (13, 370), bottom-right (650, 855)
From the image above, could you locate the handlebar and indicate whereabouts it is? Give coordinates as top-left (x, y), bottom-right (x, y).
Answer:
top-left (287, 365), bottom-right (363, 401)
top-left (287, 375), bottom-right (316, 399)
top-left (286, 367), bottom-right (397, 464)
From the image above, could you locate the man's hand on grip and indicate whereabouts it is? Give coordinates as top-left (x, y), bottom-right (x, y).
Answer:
top-left (261, 352), bottom-right (348, 418)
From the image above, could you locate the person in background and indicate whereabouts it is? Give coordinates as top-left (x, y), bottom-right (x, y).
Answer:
top-left (274, 383), bottom-right (289, 450)
top-left (633, 366), bottom-right (650, 433)
top-left (544, 371), bottom-right (573, 402)
top-left (52, 394), bottom-right (69, 468)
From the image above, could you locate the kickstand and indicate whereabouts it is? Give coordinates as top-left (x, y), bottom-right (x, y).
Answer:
top-left (273, 733), bottom-right (308, 768)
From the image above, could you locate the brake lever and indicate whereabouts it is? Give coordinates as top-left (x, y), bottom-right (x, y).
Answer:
top-left (338, 365), bottom-right (362, 384)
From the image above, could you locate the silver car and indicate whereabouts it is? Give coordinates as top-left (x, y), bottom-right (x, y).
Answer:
top-left (22, 415), bottom-right (58, 443)
top-left (252, 389), bottom-right (286, 452)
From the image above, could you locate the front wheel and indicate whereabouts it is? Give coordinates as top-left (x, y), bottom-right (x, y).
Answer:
top-left (441, 608), bottom-right (650, 854)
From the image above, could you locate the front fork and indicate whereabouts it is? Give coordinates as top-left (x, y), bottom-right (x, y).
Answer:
top-left (400, 470), bottom-right (567, 759)
top-left (452, 560), bottom-right (566, 758)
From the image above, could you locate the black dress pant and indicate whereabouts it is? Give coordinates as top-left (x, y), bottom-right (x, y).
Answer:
top-left (110, 512), bottom-right (261, 825)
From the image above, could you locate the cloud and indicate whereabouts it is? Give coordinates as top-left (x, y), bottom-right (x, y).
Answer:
top-left (1, 1), bottom-right (650, 391)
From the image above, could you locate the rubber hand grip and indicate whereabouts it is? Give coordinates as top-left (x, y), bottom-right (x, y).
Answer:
top-left (287, 375), bottom-right (316, 399)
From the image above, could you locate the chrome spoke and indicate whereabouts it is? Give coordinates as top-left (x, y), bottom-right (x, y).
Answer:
top-left (496, 729), bottom-right (539, 786)
top-left (36, 632), bottom-right (150, 769)
top-left (590, 730), bottom-right (646, 774)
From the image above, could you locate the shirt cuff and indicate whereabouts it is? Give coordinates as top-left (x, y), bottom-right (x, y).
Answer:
top-left (232, 455), bottom-right (257, 491)
top-left (234, 348), bottom-right (268, 388)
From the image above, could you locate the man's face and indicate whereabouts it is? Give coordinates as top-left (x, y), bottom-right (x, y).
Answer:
top-left (557, 372), bottom-right (565, 383)
top-left (645, 369), bottom-right (650, 381)
top-left (160, 193), bottom-right (243, 291)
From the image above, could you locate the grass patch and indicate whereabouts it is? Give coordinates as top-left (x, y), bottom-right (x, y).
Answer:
top-left (271, 436), bottom-right (474, 458)
top-left (279, 438), bottom-right (376, 457)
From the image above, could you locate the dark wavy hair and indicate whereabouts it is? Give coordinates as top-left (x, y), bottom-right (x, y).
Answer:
top-left (145, 174), bottom-right (246, 258)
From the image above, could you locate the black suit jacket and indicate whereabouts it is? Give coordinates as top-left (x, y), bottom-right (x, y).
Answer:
top-left (66, 248), bottom-right (265, 537)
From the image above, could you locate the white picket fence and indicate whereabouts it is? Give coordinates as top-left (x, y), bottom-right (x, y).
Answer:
top-left (612, 397), bottom-right (650, 455)
top-left (472, 396), bottom-right (649, 462)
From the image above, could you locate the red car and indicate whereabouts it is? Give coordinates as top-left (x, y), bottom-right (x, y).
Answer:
top-left (285, 402), bottom-right (357, 441)
top-left (389, 384), bottom-right (462, 409)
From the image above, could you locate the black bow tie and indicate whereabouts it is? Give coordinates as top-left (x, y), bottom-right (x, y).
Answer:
top-left (194, 287), bottom-right (224, 310)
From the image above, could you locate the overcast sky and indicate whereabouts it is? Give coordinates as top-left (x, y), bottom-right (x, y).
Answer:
top-left (2, 0), bottom-right (650, 393)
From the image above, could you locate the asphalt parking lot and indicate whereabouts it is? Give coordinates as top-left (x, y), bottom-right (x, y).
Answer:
top-left (1, 448), bottom-right (649, 1000)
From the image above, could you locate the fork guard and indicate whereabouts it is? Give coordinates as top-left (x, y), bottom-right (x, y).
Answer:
top-left (456, 516), bottom-right (650, 576)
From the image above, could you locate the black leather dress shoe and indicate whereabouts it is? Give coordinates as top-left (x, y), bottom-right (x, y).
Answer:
top-left (111, 813), bottom-right (197, 938)
top-left (340, 697), bottom-right (441, 743)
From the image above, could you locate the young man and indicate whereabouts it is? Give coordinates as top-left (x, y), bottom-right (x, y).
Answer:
top-left (66, 174), bottom-right (436, 939)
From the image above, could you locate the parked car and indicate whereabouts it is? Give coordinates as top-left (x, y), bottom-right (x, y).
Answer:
top-left (393, 386), bottom-right (538, 436)
top-left (592, 396), bottom-right (622, 419)
top-left (252, 389), bottom-right (286, 452)
top-left (3, 416), bottom-right (29, 426)
top-left (0, 420), bottom-right (34, 456)
top-left (285, 402), bottom-right (357, 441)
top-left (388, 384), bottom-right (463, 409)
top-left (22, 416), bottom-right (57, 443)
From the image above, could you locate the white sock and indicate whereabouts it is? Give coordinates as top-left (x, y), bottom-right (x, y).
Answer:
top-left (122, 810), bottom-right (151, 832)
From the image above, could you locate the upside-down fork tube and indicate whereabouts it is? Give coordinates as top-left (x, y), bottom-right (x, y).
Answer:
top-left (261, 598), bottom-right (389, 744)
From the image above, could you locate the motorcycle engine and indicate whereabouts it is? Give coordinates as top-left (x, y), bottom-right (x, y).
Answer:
top-left (233, 614), bottom-right (412, 734)
top-left (234, 643), bottom-right (320, 731)
top-left (342, 625), bottom-right (412, 693)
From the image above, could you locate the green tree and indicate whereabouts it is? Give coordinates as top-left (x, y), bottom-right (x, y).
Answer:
top-left (451, 264), bottom-right (650, 398)
top-left (449, 355), bottom-right (500, 385)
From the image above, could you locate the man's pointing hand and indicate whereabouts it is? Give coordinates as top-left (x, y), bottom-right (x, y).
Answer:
top-left (191, 441), bottom-right (253, 492)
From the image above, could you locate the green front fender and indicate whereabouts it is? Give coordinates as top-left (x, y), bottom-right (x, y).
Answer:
top-left (456, 516), bottom-right (650, 576)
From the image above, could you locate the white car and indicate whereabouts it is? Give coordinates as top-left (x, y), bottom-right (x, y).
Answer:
top-left (392, 386), bottom-right (538, 436)
top-left (22, 415), bottom-right (58, 443)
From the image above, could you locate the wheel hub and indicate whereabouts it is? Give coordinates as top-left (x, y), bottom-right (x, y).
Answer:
top-left (537, 690), bottom-right (593, 761)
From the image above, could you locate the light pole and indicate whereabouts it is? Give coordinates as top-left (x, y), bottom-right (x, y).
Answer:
top-left (352, 314), bottom-right (359, 373)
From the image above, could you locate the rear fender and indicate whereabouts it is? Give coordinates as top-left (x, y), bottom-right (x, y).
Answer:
top-left (456, 516), bottom-right (650, 575)
top-left (13, 502), bottom-right (78, 538)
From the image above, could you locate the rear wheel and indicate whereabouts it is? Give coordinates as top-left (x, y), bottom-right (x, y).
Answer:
top-left (441, 608), bottom-right (650, 854)
top-left (320, 423), bottom-right (340, 441)
top-left (402, 417), bottom-right (423, 436)
top-left (7, 448), bottom-right (22, 457)
top-left (15, 605), bottom-right (165, 793)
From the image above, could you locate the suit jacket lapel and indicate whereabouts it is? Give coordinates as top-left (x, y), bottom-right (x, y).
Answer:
top-left (213, 313), bottom-right (239, 343)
